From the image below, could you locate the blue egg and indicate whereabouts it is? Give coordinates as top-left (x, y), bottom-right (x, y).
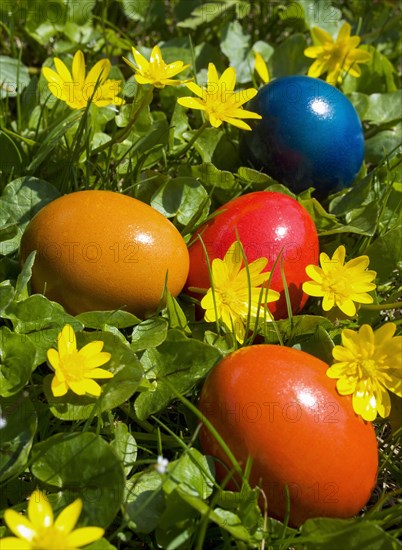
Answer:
top-left (241, 76), bottom-right (364, 196)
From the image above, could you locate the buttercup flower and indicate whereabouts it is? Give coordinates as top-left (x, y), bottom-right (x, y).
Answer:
top-left (1, 489), bottom-right (104, 549)
top-left (47, 324), bottom-right (113, 397)
top-left (304, 22), bottom-right (372, 84)
top-left (123, 45), bottom-right (189, 88)
top-left (327, 323), bottom-right (402, 421)
top-left (177, 63), bottom-right (262, 130)
top-left (200, 241), bottom-right (280, 343)
top-left (302, 245), bottom-right (376, 316)
top-left (42, 50), bottom-right (124, 110)
top-left (254, 52), bottom-right (270, 84)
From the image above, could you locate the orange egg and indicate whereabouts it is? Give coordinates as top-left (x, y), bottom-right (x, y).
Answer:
top-left (198, 344), bottom-right (378, 527)
top-left (20, 190), bottom-right (189, 317)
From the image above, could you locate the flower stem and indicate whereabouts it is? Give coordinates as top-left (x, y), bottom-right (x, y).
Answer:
top-left (90, 86), bottom-right (154, 156)
top-left (361, 301), bottom-right (402, 311)
top-left (175, 120), bottom-right (209, 158)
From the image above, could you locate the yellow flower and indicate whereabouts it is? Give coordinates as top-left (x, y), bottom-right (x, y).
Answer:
top-left (1, 489), bottom-right (104, 550)
top-left (42, 50), bottom-right (125, 110)
top-left (123, 45), bottom-right (189, 88)
top-left (254, 52), bottom-right (270, 84)
top-left (327, 324), bottom-right (402, 421)
top-left (177, 63), bottom-right (262, 130)
top-left (47, 325), bottom-right (113, 397)
top-left (302, 245), bottom-right (376, 316)
top-left (304, 22), bottom-right (372, 84)
top-left (200, 241), bottom-right (280, 343)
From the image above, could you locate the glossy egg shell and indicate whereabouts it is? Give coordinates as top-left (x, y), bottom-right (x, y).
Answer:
top-left (20, 190), bottom-right (189, 318)
top-left (240, 76), bottom-right (364, 196)
top-left (198, 345), bottom-right (378, 527)
top-left (186, 191), bottom-right (319, 319)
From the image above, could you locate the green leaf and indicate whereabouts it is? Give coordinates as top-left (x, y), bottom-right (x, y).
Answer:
top-left (27, 111), bottom-right (82, 172)
top-left (135, 330), bottom-right (222, 420)
top-left (300, 517), bottom-right (402, 549)
top-left (192, 162), bottom-right (240, 203)
top-left (269, 34), bottom-right (310, 78)
top-left (258, 315), bottom-right (333, 344)
top-left (342, 45), bottom-right (397, 94)
top-left (156, 489), bottom-right (199, 548)
top-left (349, 91), bottom-right (402, 125)
top-left (3, 294), bottom-right (81, 333)
top-left (0, 56), bottom-right (30, 98)
top-left (365, 225), bottom-right (402, 284)
top-left (0, 130), bottom-right (24, 173)
top-left (163, 448), bottom-right (214, 499)
top-left (186, 127), bottom-right (223, 164)
top-left (76, 310), bottom-right (141, 330)
top-left (295, 326), bottom-right (335, 365)
top-left (0, 176), bottom-right (60, 253)
top-left (110, 422), bottom-right (137, 476)
top-left (220, 21), bottom-right (250, 69)
top-left (0, 392), bottom-right (37, 483)
top-left (365, 122), bottom-right (402, 165)
top-left (15, 250), bottom-right (36, 301)
top-left (164, 292), bottom-right (191, 335)
top-left (297, 1), bottom-right (342, 34)
top-left (44, 331), bottom-right (143, 420)
top-left (151, 176), bottom-right (210, 226)
top-left (125, 470), bottom-right (165, 534)
top-left (0, 327), bottom-right (36, 397)
top-left (177, 1), bottom-right (238, 29)
top-left (131, 318), bottom-right (169, 352)
top-left (31, 432), bottom-right (125, 527)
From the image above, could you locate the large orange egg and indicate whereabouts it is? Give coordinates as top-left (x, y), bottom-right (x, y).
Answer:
top-left (198, 345), bottom-right (378, 527)
top-left (20, 190), bottom-right (189, 317)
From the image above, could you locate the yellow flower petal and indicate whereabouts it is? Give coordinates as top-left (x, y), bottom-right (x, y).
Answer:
top-left (54, 499), bottom-right (82, 533)
top-left (69, 379), bottom-right (102, 396)
top-left (254, 52), bottom-right (270, 83)
top-left (72, 50), bottom-right (85, 85)
top-left (4, 510), bottom-right (36, 541)
top-left (132, 47), bottom-right (149, 72)
top-left (311, 26), bottom-right (334, 45)
top-left (53, 57), bottom-right (73, 84)
top-left (58, 325), bottom-right (77, 356)
top-left (85, 58), bottom-right (111, 89)
top-left (47, 348), bottom-right (60, 370)
top-left (51, 376), bottom-right (68, 397)
top-left (304, 45), bottom-right (325, 59)
top-left (85, 368), bottom-right (114, 379)
top-left (27, 490), bottom-right (53, 530)
top-left (184, 81), bottom-right (204, 97)
top-left (66, 527), bottom-right (105, 547)
top-left (0, 538), bottom-right (31, 550)
top-left (337, 298), bottom-right (356, 317)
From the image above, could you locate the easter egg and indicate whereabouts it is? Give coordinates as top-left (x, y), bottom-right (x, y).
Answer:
top-left (198, 345), bottom-right (378, 527)
top-left (20, 190), bottom-right (189, 318)
top-left (240, 76), bottom-right (364, 196)
top-left (186, 191), bottom-right (319, 319)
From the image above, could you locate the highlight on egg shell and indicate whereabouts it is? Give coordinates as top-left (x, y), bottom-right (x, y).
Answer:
top-left (19, 190), bottom-right (190, 318)
top-left (240, 75), bottom-right (365, 197)
top-left (198, 344), bottom-right (379, 527)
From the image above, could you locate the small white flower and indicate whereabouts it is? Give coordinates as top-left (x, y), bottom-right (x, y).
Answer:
top-left (155, 455), bottom-right (169, 474)
top-left (0, 416), bottom-right (7, 429)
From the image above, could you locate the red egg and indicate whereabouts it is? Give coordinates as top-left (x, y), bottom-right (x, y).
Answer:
top-left (186, 191), bottom-right (319, 318)
top-left (198, 345), bottom-right (378, 527)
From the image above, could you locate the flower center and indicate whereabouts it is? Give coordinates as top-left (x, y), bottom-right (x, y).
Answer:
top-left (60, 352), bottom-right (85, 381)
top-left (326, 41), bottom-right (349, 65)
top-left (360, 359), bottom-right (378, 376)
top-left (321, 270), bottom-right (349, 300)
top-left (33, 527), bottom-right (75, 550)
